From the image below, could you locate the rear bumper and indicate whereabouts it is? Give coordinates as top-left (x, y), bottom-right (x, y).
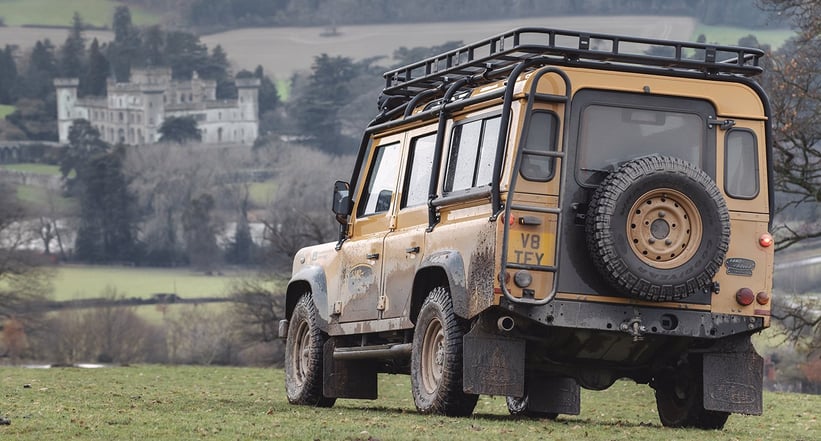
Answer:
top-left (501, 297), bottom-right (766, 340)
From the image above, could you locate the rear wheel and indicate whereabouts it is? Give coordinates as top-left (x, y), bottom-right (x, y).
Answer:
top-left (506, 394), bottom-right (558, 419)
top-left (411, 286), bottom-right (478, 416)
top-left (284, 293), bottom-right (335, 407)
top-left (654, 359), bottom-right (729, 429)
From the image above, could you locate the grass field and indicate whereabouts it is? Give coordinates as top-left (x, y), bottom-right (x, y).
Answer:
top-left (693, 24), bottom-right (794, 49)
top-left (0, 365), bottom-right (817, 440)
top-left (13, 185), bottom-right (76, 213)
top-left (0, 104), bottom-right (14, 119)
top-left (51, 265), bottom-right (248, 300)
top-left (0, 163), bottom-right (62, 175)
top-left (0, 0), bottom-right (159, 27)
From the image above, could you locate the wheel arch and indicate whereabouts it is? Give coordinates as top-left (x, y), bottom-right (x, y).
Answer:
top-left (286, 266), bottom-right (330, 329)
top-left (413, 250), bottom-right (470, 320)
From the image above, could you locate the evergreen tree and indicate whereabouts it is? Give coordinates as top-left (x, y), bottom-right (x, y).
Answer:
top-left (75, 146), bottom-right (139, 263)
top-left (253, 65), bottom-right (279, 116)
top-left (143, 25), bottom-right (166, 67)
top-left (182, 193), bottom-right (221, 271)
top-left (21, 40), bottom-right (58, 99)
top-left (164, 31), bottom-right (209, 80)
top-left (60, 12), bottom-right (86, 78)
top-left (108, 6), bottom-right (141, 82)
top-left (60, 119), bottom-right (109, 194)
top-left (81, 39), bottom-right (110, 97)
top-left (158, 116), bottom-right (202, 144)
top-left (0, 45), bottom-right (18, 104)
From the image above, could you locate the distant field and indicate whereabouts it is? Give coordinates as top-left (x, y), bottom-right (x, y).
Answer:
top-left (693, 23), bottom-right (794, 49)
top-left (1, 365), bottom-right (818, 440)
top-left (51, 265), bottom-right (249, 300)
top-left (0, 0), bottom-right (159, 27)
top-left (0, 104), bottom-right (14, 118)
top-left (1, 162), bottom-right (62, 176)
top-left (248, 180), bottom-right (277, 206)
top-left (14, 185), bottom-right (76, 213)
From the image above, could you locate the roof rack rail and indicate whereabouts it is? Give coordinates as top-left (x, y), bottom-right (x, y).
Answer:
top-left (382, 27), bottom-right (764, 98)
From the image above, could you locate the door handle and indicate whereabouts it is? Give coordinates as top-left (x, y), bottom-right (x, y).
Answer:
top-left (366, 253), bottom-right (380, 260)
top-left (405, 246), bottom-right (420, 254)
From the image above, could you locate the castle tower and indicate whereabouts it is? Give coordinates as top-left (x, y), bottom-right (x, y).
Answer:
top-left (54, 78), bottom-right (80, 144)
top-left (235, 77), bottom-right (260, 143)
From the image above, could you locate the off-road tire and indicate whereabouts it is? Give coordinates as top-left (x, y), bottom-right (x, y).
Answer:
top-left (654, 358), bottom-right (730, 429)
top-left (284, 293), bottom-right (336, 407)
top-left (411, 286), bottom-right (478, 416)
top-left (506, 394), bottom-right (558, 419)
top-left (586, 155), bottom-right (730, 301)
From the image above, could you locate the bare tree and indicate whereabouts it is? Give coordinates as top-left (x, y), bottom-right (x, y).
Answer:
top-left (758, 1), bottom-right (821, 250)
top-left (259, 144), bottom-right (355, 266)
top-left (164, 305), bottom-right (236, 365)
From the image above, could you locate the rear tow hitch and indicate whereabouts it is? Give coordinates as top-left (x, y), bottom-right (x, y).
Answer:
top-left (620, 317), bottom-right (646, 342)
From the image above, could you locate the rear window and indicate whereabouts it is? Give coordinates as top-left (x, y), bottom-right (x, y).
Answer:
top-left (577, 105), bottom-right (703, 183)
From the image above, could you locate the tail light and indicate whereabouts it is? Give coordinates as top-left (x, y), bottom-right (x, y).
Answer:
top-left (736, 288), bottom-right (755, 306)
top-left (756, 291), bottom-right (770, 305)
top-left (759, 233), bottom-right (774, 248)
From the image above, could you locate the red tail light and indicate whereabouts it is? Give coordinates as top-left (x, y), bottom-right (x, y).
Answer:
top-left (756, 291), bottom-right (770, 305)
top-left (736, 288), bottom-right (755, 306)
top-left (759, 233), bottom-right (774, 248)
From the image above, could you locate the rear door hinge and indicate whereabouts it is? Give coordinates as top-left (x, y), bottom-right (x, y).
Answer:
top-left (708, 117), bottom-right (735, 130)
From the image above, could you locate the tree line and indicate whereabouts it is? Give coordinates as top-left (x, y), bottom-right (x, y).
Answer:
top-left (166, 0), bottom-right (786, 30)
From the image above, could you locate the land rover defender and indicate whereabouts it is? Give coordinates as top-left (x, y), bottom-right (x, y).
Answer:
top-left (280, 27), bottom-right (774, 429)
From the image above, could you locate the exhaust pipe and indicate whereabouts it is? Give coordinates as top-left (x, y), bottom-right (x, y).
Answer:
top-left (497, 316), bottom-right (515, 332)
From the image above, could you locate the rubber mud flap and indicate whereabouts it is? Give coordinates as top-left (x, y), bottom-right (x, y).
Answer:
top-left (527, 376), bottom-right (581, 415)
top-left (322, 339), bottom-right (378, 399)
top-left (462, 328), bottom-right (525, 397)
top-left (702, 351), bottom-right (763, 415)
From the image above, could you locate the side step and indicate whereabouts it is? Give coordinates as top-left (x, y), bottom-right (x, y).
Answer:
top-left (333, 343), bottom-right (412, 360)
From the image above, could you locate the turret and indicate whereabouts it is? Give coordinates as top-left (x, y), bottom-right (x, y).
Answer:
top-left (53, 78), bottom-right (80, 143)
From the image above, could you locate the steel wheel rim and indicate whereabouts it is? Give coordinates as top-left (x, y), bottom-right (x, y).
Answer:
top-left (627, 188), bottom-right (702, 269)
top-left (420, 317), bottom-right (445, 395)
top-left (291, 319), bottom-right (310, 387)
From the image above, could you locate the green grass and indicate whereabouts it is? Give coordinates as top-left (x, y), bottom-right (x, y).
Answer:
top-left (51, 265), bottom-right (248, 301)
top-left (275, 79), bottom-right (290, 101)
top-left (13, 185), bottom-right (77, 213)
top-left (248, 180), bottom-right (277, 206)
top-left (1, 163), bottom-right (62, 176)
top-left (0, 0), bottom-right (159, 27)
top-left (0, 365), bottom-right (818, 440)
top-left (0, 104), bottom-right (14, 118)
top-left (692, 24), bottom-right (794, 50)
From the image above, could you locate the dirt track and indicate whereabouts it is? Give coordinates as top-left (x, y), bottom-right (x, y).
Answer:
top-left (0, 15), bottom-right (694, 81)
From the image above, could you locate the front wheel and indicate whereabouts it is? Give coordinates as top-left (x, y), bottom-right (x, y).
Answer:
top-left (284, 293), bottom-right (335, 407)
top-left (411, 286), bottom-right (478, 416)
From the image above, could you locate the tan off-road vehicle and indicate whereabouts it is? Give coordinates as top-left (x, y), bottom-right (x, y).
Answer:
top-left (280, 27), bottom-right (774, 429)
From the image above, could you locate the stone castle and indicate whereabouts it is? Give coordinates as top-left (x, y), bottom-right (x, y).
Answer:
top-left (54, 68), bottom-right (260, 146)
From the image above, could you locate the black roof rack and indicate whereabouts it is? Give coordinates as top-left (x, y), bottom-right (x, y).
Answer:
top-left (382, 27), bottom-right (764, 98)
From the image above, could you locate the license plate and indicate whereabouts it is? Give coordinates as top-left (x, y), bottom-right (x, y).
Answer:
top-left (507, 229), bottom-right (555, 267)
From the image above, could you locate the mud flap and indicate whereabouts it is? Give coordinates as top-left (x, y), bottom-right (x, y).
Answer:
top-left (527, 376), bottom-right (581, 415)
top-left (462, 327), bottom-right (525, 397)
top-left (703, 351), bottom-right (763, 415)
top-left (322, 339), bottom-right (378, 399)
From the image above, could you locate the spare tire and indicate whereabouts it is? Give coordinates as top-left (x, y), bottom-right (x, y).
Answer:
top-left (585, 155), bottom-right (729, 302)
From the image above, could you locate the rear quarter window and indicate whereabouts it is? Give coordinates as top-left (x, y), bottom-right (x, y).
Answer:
top-left (724, 129), bottom-right (759, 199)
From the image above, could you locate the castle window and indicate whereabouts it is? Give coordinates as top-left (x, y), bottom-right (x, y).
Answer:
top-left (119, 112), bottom-right (124, 122)
top-left (189, 93), bottom-right (193, 101)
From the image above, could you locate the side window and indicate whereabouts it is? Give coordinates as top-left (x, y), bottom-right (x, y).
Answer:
top-left (402, 133), bottom-right (436, 208)
top-left (521, 111), bottom-right (558, 181)
top-left (725, 129), bottom-right (759, 199)
top-left (444, 115), bottom-right (501, 193)
top-left (357, 142), bottom-right (401, 217)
